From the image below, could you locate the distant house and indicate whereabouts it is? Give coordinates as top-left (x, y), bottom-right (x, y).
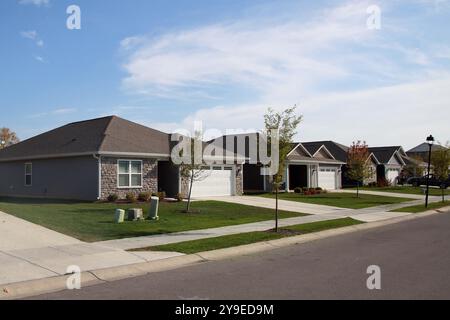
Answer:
top-left (368, 146), bottom-right (408, 185)
top-left (210, 134), bottom-right (347, 192)
top-left (0, 116), bottom-right (243, 200)
top-left (287, 141), bottom-right (346, 191)
top-left (407, 143), bottom-right (448, 162)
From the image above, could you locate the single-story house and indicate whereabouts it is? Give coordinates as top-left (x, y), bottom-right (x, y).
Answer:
top-left (208, 134), bottom-right (347, 192)
top-left (287, 141), bottom-right (346, 191)
top-left (407, 143), bottom-right (448, 162)
top-left (0, 116), bottom-right (244, 200)
top-left (368, 146), bottom-right (407, 185)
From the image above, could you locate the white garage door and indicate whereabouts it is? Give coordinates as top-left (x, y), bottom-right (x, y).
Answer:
top-left (318, 168), bottom-right (337, 190)
top-left (387, 169), bottom-right (399, 185)
top-left (190, 166), bottom-right (234, 197)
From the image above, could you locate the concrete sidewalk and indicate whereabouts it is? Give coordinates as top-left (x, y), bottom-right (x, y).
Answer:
top-left (96, 214), bottom-right (341, 250)
top-left (0, 210), bottom-right (182, 286)
top-left (336, 189), bottom-right (427, 200)
top-left (197, 195), bottom-right (349, 215)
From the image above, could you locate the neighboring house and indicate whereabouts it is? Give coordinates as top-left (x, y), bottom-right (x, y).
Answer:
top-left (368, 146), bottom-right (408, 185)
top-left (210, 134), bottom-right (347, 192)
top-left (287, 141), bottom-right (346, 191)
top-left (407, 143), bottom-right (448, 162)
top-left (0, 116), bottom-right (243, 200)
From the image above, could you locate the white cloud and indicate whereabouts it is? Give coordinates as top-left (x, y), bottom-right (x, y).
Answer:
top-left (18, 0), bottom-right (49, 6)
top-left (118, 0), bottom-right (450, 148)
top-left (29, 108), bottom-right (77, 118)
top-left (52, 108), bottom-right (77, 115)
top-left (20, 30), bottom-right (37, 40)
top-left (20, 30), bottom-right (44, 47)
top-left (34, 55), bottom-right (45, 63)
top-left (146, 76), bottom-right (450, 150)
top-left (121, 1), bottom-right (377, 99)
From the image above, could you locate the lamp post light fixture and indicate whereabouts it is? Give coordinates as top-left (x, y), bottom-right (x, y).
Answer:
top-left (425, 134), bottom-right (435, 208)
top-left (0, 140), bottom-right (5, 149)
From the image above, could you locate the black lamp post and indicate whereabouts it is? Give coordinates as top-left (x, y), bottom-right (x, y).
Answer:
top-left (425, 134), bottom-right (435, 208)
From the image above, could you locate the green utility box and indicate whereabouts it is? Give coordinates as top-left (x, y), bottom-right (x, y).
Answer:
top-left (149, 196), bottom-right (159, 220)
top-left (114, 209), bottom-right (125, 223)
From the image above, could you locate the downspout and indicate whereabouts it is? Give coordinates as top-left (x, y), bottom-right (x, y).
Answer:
top-left (93, 154), bottom-right (101, 200)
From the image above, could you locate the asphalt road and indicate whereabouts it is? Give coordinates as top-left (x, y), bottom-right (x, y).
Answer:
top-left (32, 211), bottom-right (450, 299)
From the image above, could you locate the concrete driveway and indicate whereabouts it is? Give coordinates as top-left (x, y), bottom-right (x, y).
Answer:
top-left (0, 210), bottom-right (180, 286)
top-left (197, 195), bottom-right (351, 215)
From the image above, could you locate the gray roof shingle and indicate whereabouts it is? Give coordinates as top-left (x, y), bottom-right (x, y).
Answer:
top-left (0, 116), bottom-right (171, 161)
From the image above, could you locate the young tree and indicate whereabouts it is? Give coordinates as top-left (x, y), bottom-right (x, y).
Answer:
top-left (431, 143), bottom-right (449, 202)
top-left (346, 141), bottom-right (374, 198)
top-left (178, 132), bottom-right (207, 213)
top-left (264, 106), bottom-right (302, 232)
top-left (0, 127), bottom-right (20, 149)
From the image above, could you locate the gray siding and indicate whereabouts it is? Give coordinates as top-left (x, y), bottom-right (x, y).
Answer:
top-left (0, 156), bottom-right (99, 200)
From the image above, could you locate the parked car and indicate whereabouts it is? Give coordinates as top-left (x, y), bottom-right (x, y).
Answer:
top-left (407, 174), bottom-right (450, 188)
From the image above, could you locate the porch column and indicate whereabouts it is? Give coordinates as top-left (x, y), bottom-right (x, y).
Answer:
top-left (285, 164), bottom-right (290, 191)
top-left (307, 165), bottom-right (310, 188)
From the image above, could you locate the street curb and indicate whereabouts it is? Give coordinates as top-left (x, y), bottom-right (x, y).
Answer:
top-left (1, 206), bottom-right (448, 300)
top-left (0, 272), bottom-right (103, 300)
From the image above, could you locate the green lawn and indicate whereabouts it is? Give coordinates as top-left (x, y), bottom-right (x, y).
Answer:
top-left (259, 192), bottom-right (411, 209)
top-left (133, 218), bottom-right (363, 254)
top-left (353, 186), bottom-right (450, 196)
top-left (391, 201), bottom-right (450, 213)
top-left (0, 197), bottom-right (306, 242)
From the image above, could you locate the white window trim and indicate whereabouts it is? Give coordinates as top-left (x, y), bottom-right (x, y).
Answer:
top-left (24, 162), bottom-right (32, 187)
top-left (117, 159), bottom-right (143, 189)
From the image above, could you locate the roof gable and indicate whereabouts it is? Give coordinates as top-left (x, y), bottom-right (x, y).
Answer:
top-left (368, 146), bottom-right (402, 164)
top-left (312, 145), bottom-right (335, 160)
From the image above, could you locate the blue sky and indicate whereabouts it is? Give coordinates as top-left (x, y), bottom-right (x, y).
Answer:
top-left (1, 0), bottom-right (449, 149)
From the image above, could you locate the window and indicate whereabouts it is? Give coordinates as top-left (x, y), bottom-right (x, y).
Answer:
top-left (24, 163), bottom-right (32, 186)
top-left (118, 160), bottom-right (142, 188)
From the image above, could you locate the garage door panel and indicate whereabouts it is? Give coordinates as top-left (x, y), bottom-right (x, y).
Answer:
top-left (318, 169), bottom-right (336, 190)
top-left (190, 167), bottom-right (234, 197)
top-left (387, 169), bottom-right (399, 184)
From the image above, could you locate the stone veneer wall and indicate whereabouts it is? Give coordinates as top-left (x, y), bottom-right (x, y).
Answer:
top-left (179, 164), bottom-right (243, 198)
top-left (100, 157), bottom-right (158, 200)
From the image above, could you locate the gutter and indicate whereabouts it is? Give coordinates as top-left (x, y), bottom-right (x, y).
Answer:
top-left (93, 154), bottom-right (101, 200)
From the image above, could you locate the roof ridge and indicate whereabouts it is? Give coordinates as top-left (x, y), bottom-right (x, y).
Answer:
top-left (96, 116), bottom-right (116, 152)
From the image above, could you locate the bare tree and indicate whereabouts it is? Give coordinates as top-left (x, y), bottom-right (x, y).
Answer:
top-left (179, 132), bottom-right (207, 213)
top-left (0, 128), bottom-right (20, 149)
top-left (264, 106), bottom-right (302, 232)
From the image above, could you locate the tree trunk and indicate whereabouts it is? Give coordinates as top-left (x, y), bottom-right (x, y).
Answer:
top-left (442, 186), bottom-right (445, 203)
top-left (275, 181), bottom-right (279, 233)
top-left (356, 181), bottom-right (360, 198)
top-left (186, 170), bottom-right (194, 213)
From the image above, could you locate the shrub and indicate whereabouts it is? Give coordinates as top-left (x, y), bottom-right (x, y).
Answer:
top-left (107, 194), bottom-right (118, 202)
top-left (315, 187), bottom-right (322, 191)
top-left (138, 192), bottom-right (151, 202)
top-left (304, 191), bottom-right (311, 196)
top-left (125, 192), bottom-right (137, 203)
top-left (157, 191), bottom-right (166, 201)
top-left (377, 178), bottom-right (391, 188)
top-left (294, 187), bottom-right (302, 194)
top-left (176, 193), bottom-right (184, 202)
